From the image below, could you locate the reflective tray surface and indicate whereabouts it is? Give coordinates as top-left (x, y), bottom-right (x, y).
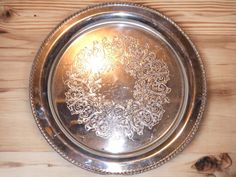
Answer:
top-left (30, 3), bottom-right (206, 175)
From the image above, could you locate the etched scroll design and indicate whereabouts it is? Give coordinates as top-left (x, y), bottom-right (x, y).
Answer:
top-left (64, 35), bottom-right (171, 140)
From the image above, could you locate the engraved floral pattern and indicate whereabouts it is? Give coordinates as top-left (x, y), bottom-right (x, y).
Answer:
top-left (64, 35), bottom-right (171, 140)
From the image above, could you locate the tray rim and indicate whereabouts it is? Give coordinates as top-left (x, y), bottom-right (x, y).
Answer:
top-left (29, 2), bottom-right (207, 175)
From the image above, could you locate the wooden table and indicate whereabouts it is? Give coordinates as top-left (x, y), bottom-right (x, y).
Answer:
top-left (0, 0), bottom-right (236, 177)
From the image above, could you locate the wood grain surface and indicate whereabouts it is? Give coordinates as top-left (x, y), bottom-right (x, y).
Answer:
top-left (0, 0), bottom-right (236, 177)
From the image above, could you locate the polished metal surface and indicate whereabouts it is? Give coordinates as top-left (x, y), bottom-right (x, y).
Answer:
top-left (30, 3), bottom-right (206, 174)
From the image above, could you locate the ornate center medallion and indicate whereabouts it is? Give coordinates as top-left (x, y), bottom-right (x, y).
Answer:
top-left (64, 35), bottom-right (171, 140)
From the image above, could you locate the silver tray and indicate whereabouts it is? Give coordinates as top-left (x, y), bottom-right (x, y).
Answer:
top-left (30, 3), bottom-right (206, 175)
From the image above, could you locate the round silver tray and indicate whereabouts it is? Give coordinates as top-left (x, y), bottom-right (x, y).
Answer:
top-left (30, 3), bottom-right (206, 175)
